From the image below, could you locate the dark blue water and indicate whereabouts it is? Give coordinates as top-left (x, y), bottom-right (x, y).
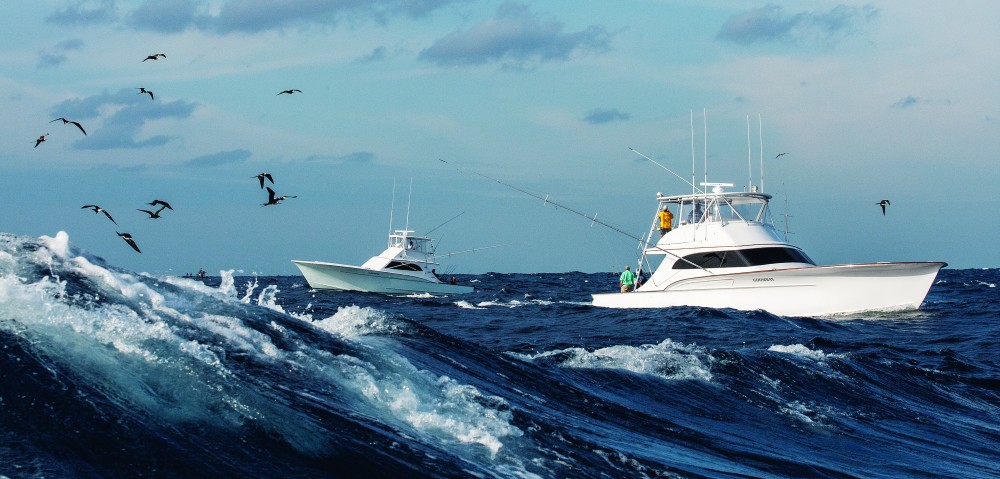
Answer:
top-left (2, 231), bottom-right (998, 478)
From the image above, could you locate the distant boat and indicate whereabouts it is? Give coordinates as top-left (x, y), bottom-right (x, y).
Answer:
top-left (183, 268), bottom-right (208, 279)
top-left (592, 183), bottom-right (945, 316)
top-left (292, 229), bottom-right (473, 295)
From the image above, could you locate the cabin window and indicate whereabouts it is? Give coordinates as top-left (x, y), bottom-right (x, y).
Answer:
top-left (672, 247), bottom-right (813, 269)
top-left (386, 261), bottom-right (423, 271)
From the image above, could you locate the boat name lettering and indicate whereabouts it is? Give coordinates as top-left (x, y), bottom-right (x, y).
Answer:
top-left (753, 277), bottom-right (775, 282)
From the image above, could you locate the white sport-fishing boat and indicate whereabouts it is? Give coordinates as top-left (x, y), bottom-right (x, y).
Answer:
top-left (592, 182), bottom-right (946, 316)
top-left (292, 229), bottom-right (473, 295)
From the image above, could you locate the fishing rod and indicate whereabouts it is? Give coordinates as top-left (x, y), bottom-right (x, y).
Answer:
top-left (439, 159), bottom-right (714, 274)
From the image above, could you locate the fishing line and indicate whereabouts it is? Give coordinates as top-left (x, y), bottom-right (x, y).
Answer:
top-left (439, 159), bottom-right (713, 274)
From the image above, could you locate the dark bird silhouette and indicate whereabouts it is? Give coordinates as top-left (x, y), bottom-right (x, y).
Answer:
top-left (34, 133), bottom-right (49, 148)
top-left (143, 53), bottom-right (166, 62)
top-left (277, 89), bottom-right (302, 95)
top-left (775, 152), bottom-right (789, 158)
top-left (137, 206), bottom-right (168, 219)
top-left (137, 87), bottom-right (154, 100)
top-left (877, 199), bottom-right (890, 215)
top-left (253, 172), bottom-right (274, 188)
top-left (50, 117), bottom-right (87, 136)
top-left (262, 187), bottom-right (297, 206)
top-left (117, 232), bottom-right (142, 253)
top-left (81, 204), bottom-right (118, 225)
top-left (147, 199), bottom-right (173, 210)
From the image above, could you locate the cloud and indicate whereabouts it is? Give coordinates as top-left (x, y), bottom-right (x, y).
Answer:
top-left (418, 2), bottom-right (612, 68)
top-left (50, 89), bottom-right (198, 150)
top-left (127, 0), bottom-right (200, 33)
top-left (891, 96), bottom-right (922, 109)
top-left (583, 108), bottom-right (629, 125)
top-left (890, 96), bottom-right (950, 109)
top-left (304, 151), bottom-right (375, 163)
top-left (183, 149), bottom-right (252, 167)
top-left (716, 3), bottom-right (878, 45)
top-left (46, 0), bottom-right (118, 26)
top-left (358, 46), bottom-right (389, 62)
top-left (36, 38), bottom-right (85, 69)
top-left (105, 0), bottom-right (465, 35)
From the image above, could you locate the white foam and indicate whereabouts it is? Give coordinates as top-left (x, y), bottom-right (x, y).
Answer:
top-left (515, 339), bottom-right (714, 381)
top-left (474, 298), bottom-right (553, 309)
top-left (310, 305), bottom-right (401, 339)
top-left (455, 300), bottom-right (486, 310)
top-left (38, 231), bottom-right (71, 259)
top-left (768, 344), bottom-right (841, 361)
top-left (327, 349), bottom-right (521, 458)
top-left (403, 292), bottom-right (436, 298)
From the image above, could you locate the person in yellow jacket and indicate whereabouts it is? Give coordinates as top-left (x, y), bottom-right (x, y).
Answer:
top-left (658, 206), bottom-right (674, 236)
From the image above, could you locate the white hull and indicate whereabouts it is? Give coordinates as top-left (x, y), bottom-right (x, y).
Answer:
top-left (292, 260), bottom-right (473, 295)
top-left (593, 262), bottom-right (945, 317)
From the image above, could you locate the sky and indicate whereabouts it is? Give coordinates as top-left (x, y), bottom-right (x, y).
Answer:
top-left (1, 1), bottom-right (998, 275)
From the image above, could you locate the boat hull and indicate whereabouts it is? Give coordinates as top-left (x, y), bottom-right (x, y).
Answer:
top-left (592, 262), bottom-right (946, 317)
top-left (292, 260), bottom-right (473, 295)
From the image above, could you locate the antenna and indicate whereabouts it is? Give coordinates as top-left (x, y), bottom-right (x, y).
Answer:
top-left (404, 177), bottom-right (413, 232)
top-left (703, 108), bottom-right (708, 187)
top-left (690, 110), bottom-right (696, 196)
top-left (782, 186), bottom-right (793, 241)
top-left (758, 114), bottom-right (765, 193)
top-left (388, 178), bottom-right (396, 244)
top-left (746, 115), bottom-right (753, 192)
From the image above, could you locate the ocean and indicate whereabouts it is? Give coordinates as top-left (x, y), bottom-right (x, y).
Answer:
top-left (1, 231), bottom-right (998, 479)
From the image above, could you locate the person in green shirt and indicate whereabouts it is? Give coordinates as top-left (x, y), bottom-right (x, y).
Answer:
top-left (619, 265), bottom-right (636, 293)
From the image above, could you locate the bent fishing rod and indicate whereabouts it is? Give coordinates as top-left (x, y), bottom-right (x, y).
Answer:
top-left (439, 159), bottom-right (713, 274)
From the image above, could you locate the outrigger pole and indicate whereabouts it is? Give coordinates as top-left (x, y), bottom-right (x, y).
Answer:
top-left (439, 159), bottom-right (714, 274)
top-left (628, 148), bottom-right (704, 194)
top-left (429, 244), bottom-right (506, 260)
top-left (426, 211), bottom-right (465, 236)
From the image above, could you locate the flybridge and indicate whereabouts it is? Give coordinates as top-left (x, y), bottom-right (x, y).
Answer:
top-left (656, 184), bottom-right (774, 228)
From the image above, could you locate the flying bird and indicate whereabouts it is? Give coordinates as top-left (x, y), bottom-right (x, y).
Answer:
top-left (50, 117), bottom-right (87, 136)
top-left (143, 53), bottom-right (166, 62)
top-left (34, 133), bottom-right (49, 148)
top-left (277, 89), bottom-right (302, 95)
top-left (877, 199), bottom-right (890, 216)
top-left (137, 206), bottom-right (168, 219)
top-left (147, 199), bottom-right (173, 210)
top-left (137, 87), bottom-right (154, 100)
top-left (262, 187), bottom-right (297, 206)
top-left (775, 152), bottom-right (789, 158)
top-left (253, 172), bottom-right (274, 189)
top-left (117, 232), bottom-right (142, 253)
top-left (81, 204), bottom-right (117, 225)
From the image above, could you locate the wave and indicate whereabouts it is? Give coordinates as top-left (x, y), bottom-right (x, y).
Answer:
top-left (0, 232), bottom-right (527, 476)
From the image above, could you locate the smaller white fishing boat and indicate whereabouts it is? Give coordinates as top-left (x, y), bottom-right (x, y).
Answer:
top-left (292, 229), bottom-right (473, 295)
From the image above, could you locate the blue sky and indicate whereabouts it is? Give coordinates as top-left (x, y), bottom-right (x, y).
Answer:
top-left (2, 1), bottom-right (997, 275)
